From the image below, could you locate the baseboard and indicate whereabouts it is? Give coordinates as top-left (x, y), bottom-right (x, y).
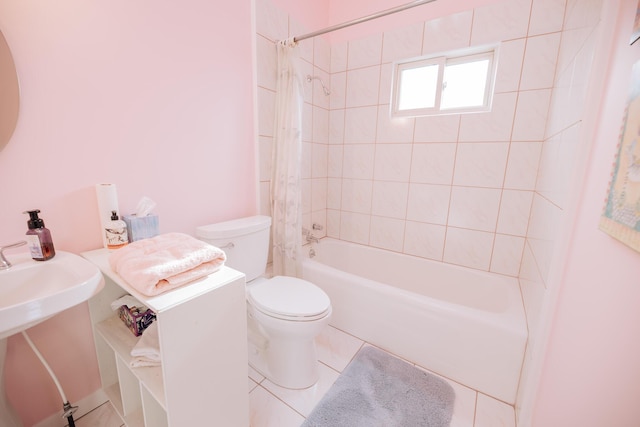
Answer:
top-left (34, 389), bottom-right (109, 427)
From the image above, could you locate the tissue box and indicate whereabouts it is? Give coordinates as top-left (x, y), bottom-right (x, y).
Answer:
top-left (123, 214), bottom-right (159, 242)
top-left (117, 305), bottom-right (156, 336)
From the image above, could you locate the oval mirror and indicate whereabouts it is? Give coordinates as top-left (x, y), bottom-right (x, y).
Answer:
top-left (0, 30), bottom-right (19, 152)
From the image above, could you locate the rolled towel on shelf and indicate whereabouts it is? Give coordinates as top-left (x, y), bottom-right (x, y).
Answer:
top-left (108, 232), bottom-right (226, 296)
top-left (130, 321), bottom-right (160, 368)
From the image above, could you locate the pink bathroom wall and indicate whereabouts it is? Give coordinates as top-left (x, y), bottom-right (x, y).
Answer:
top-left (326, 0), bottom-right (499, 43)
top-left (269, 0), bottom-right (499, 44)
top-left (532, 1), bottom-right (640, 425)
top-left (0, 0), bottom-right (256, 425)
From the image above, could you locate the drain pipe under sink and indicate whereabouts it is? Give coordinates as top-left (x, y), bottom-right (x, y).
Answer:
top-left (21, 331), bottom-right (78, 427)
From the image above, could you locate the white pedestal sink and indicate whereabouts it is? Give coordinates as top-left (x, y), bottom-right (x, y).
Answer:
top-left (0, 251), bottom-right (105, 426)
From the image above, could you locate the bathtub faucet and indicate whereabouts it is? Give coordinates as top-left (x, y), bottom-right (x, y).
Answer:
top-left (302, 228), bottom-right (320, 244)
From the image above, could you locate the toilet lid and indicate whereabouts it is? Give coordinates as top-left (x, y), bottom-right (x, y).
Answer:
top-left (247, 276), bottom-right (331, 321)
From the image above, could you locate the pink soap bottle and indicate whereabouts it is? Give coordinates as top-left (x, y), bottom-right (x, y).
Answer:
top-left (23, 209), bottom-right (55, 261)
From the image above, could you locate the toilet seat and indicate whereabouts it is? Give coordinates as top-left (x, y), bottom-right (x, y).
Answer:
top-left (247, 276), bottom-right (331, 321)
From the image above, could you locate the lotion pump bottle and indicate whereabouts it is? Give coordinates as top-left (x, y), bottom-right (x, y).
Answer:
top-left (105, 210), bottom-right (128, 249)
top-left (23, 209), bottom-right (56, 261)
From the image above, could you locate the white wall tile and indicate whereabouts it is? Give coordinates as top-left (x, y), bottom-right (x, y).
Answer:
top-left (258, 136), bottom-right (272, 182)
top-left (370, 216), bottom-right (406, 251)
top-left (378, 63), bottom-right (393, 105)
top-left (448, 187), bottom-right (502, 232)
top-left (471, 0), bottom-right (532, 45)
top-left (311, 67), bottom-right (331, 110)
top-left (340, 211), bottom-right (371, 244)
top-left (327, 145), bottom-right (343, 178)
top-left (341, 179), bottom-right (373, 214)
top-left (406, 183), bottom-right (451, 225)
top-left (422, 10), bottom-right (473, 56)
top-left (327, 209), bottom-right (341, 237)
top-left (504, 141), bottom-right (543, 190)
top-left (330, 72), bottom-right (346, 110)
top-left (344, 106), bottom-right (378, 143)
top-left (311, 143), bottom-right (328, 178)
top-left (403, 221), bottom-right (446, 260)
top-left (376, 105), bottom-right (415, 143)
top-left (497, 190), bottom-right (534, 236)
top-left (301, 60), bottom-right (314, 104)
top-left (371, 181), bottom-right (409, 219)
top-left (347, 33), bottom-right (383, 69)
top-left (459, 92), bottom-right (517, 142)
top-left (382, 22), bottom-right (424, 64)
top-left (374, 144), bottom-right (412, 182)
top-left (494, 39), bottom-right (526, 94)
top-left (312, 106), bottom-right (329, 143)
top-left (257, 87), bottom-right (276, 137)
top-left (327, 178), bottom-right (342, 209)
top-left (414, 115), bottom-right (461, 143)
top-left (453, 142), bottom-right (509, 188)
top-left (443, 227), bottom-right (494, 270)
top-left (529, 0), bottom-right (567, 36)
top-left (520, 33), bottom-right (562, 91)
top-left (311, 178), bottom-right (327, 211)
top-left (342, 144), bottom-right (375, 179)
top-left (410, 143), bottom-right (457, 185)
top-left (512, 89), bottom-right (552, 141)
top-left (329, 109), bottom-right (345, 144)
top-left (519, 243), bottom-right (547, 344)
top-left (314, 36), bottom-right (331, 73)
top-left (346, 66), bottom-right (381, 108)
top-left (331, 42), bottom-right (348, 73)
top-left (256, 35), bottom-right (277, 91)
top-left (491, 234), bottom-right (525, 276)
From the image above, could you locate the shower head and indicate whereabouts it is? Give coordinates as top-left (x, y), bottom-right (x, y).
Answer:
top-left (306, 74), bottom-right (331, 96)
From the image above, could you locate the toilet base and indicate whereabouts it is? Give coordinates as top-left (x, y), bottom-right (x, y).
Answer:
top-left (247, 327), bottom-right (320, 390)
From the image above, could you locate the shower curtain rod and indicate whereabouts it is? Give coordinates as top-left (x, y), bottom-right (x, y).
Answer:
top-left (292, 0), bottom-right (438, 43)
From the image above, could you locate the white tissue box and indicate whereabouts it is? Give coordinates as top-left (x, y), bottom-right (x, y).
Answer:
top-left (123, 214), bottom-right (159, 242)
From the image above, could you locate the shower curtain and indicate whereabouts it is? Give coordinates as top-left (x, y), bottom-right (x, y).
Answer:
top-left (271, 38), bottom-right (303, 277)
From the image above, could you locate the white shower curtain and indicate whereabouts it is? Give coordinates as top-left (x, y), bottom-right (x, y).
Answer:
top-left (271, 38), bottom-right (303, 277)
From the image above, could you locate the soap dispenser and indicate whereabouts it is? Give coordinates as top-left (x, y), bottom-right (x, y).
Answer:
top-left (23, 209), bottom-right (56, 261)
top-left (105, 210), bottom-right (128, 249)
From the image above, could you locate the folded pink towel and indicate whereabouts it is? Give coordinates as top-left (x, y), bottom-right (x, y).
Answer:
top-left (108, 232), bottom-right (226, 296)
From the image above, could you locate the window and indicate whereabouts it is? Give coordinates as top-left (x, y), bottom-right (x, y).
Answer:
top-left (391, 47), bottom-right (498, 117)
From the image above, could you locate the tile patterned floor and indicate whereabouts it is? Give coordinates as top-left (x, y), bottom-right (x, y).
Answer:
top-left (73, 326), bottom-right (516, 427)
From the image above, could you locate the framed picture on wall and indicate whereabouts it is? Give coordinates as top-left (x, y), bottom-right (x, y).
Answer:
top-left (632, 1), bottom-right (640, 45)
top-left (599, 60), bottom-right (640, 252)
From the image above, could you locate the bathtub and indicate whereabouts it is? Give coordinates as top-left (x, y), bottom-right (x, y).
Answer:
top-left (301, 238), bottom-right (527, 404)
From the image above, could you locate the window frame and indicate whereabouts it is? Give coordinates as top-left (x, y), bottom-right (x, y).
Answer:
top-left (390, 45), bottom-right (499, 118)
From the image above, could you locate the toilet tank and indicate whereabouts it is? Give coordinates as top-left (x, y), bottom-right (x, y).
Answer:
top-left (196, 215), bottom-right (271, 282)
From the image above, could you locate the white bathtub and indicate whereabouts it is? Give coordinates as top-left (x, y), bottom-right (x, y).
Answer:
top-left (301, 238), bottom-right (527, 404)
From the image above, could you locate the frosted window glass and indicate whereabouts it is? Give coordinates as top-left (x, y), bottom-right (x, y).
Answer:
top-left (398, 65), bottom-right (438, 110)
top-left (441, 59), bottom-right (489, 110)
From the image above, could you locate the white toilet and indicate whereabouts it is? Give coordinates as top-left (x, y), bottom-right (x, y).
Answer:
top-left (196, 215), bottom-right (332, 389)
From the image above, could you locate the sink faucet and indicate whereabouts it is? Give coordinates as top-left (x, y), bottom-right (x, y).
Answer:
top-left (0, 241), bottom-right (27, 270)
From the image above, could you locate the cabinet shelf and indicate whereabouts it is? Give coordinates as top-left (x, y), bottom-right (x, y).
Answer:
top-left (84, 248), bottom-right (249, 426)
top-left (96, 316), bottom-right (166, 409)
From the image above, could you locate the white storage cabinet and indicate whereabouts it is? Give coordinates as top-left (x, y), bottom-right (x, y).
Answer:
top-left (82, 249), bottom-right (249, 427)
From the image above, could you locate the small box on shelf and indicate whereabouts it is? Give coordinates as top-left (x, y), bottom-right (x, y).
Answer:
top-left (117, 305), bottom-right (156, 336)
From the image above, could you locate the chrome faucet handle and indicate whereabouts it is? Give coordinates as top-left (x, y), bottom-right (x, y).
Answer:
top-left (312, 223), bottom-right (323, 231)
top-left (0, 240), bottom-right (27, 270)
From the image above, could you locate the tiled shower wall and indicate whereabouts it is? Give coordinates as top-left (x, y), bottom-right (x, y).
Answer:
top-left (516, 0), bottom-right (603, 416)
top-left (257, 0), bottom-right (564, 277)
